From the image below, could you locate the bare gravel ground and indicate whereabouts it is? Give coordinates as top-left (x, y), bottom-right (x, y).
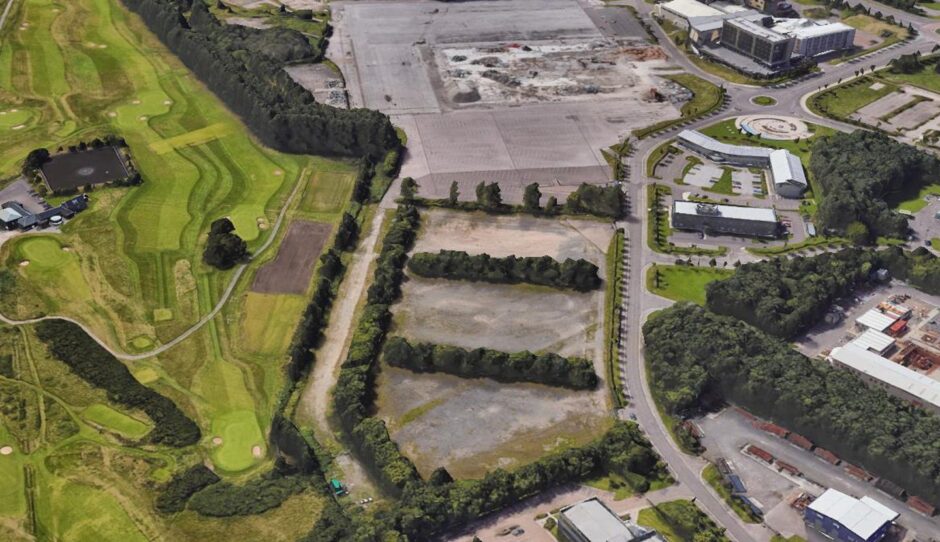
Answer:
top-left (376, 209), bottom-right (613, 478)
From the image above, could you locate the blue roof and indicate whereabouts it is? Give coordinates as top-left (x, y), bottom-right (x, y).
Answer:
top-left (728, 474), bottom-right (747, 494)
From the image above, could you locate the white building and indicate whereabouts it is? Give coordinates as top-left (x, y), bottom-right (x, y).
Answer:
top-left (852, 329), bottom-right (896, 356)
top-left (772, 18), bottom-right (856, 58)
top-left (657, 0), bottom-right (725, 25)
top-left (769, 148), bottom-right (807, 198)
top-left (805, 489), bottom-right (898, 542)
top-left (856, 309), bottom-right (899, 333)
top-left (558, 498), bottom-right (667, 542)
top-left (829, 342), bottom-right (940, 414)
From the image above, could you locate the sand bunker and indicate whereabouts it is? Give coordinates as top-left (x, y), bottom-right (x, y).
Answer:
top-left (251, 445), bottom-right (262, 458)
top-left (138, 116), bottom-right (148, 122)
top-left (107, 112), bottom-right (117, 118)
top-left (19, 261), bottom-right (29, 267)
top-left (0, 446), bottom-right (13, 455)
top-left (273, 169), bottom-right (283, 176)
top-left (132, 99), bottom-right (141, 105)
top-left (11, 125), bottom-right (24, 130)
top-left (211, 437), bottom-right (223, 445)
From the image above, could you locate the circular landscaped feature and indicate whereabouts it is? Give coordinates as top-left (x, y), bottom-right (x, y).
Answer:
top-left (752, 95), bottom-right (776, 106)
top-left (0, 446), bottom-right (13, 456)
top-left (735, 114), bottom-right (813, 140)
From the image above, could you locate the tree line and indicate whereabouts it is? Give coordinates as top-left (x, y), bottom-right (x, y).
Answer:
top-left (643, 303), bottom-right (940, 505)
top-left (881, 246), bottom-right (940, 295)
top-left (407, 250), bottom-right (602, 292)
top-left (705, 248), bottom-right (881, 339)
top-left (122, 0), bottom-right (399, 159)
top-left (405, 179), bottom-right (624, 220)
top-left (809, 130), bottom-right (940, 241)
top-left (34, 320), bottom-right (200, 447)
top-left (303, 421), bottom-right (667, 541)
top-left (332, 203), bottom-right (423, 494)
top-left (383, 337), bottom-right (598, 390)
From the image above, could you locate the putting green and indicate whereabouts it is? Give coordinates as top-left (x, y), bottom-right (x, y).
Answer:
top-left (210, 410), bottom-right (265, 472)
top-left (17, 237), bottom-right (71, 269)
top-left (0, 107), bottom-right (34, 130)
top-left (13, 237), bottom-right (92, 310)
top-left (82, 404), bottom-right (152, 439)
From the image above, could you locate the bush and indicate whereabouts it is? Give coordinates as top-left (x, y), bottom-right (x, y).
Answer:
top-left (155, 465), bottom-right (220, 514)
top-left (203, 218), bottom-right (248, 269)
top-left (383, 337), bottom-right (598, 389)
top-left (34, 320), bottom-right (201, 447)
top-left (407, 250), bottom-right (601, 292)
top-left (565, 183), bottom-right (624, 219)
top-left (187, 472), bottom-right (310, 517)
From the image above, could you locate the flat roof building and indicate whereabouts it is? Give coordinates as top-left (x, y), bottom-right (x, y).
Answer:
top-left (672, 200), bottom-right (780, 238)
top-left (769, 148), bottom-right (807, 199)
top-left (856, 309), bottom-right (899, 333)
top-left (558, 497), bottom-right (666, 542)
top-left (805, 489), bottom-right (898, 542)
top-left (829, 342), bottom-right (940, 414)
top-left (772, 18), bottom-right (855, 58)
top-left (852, 329), bottom-right (896, 356)
top-left (0, 207), bottom-right (22, 230)
top-left (677, 129), bottom-right (774, 167)
top-left (657, 0), bottom-right (724, 24)
top-left (721, 17), bottom-right (795, 68)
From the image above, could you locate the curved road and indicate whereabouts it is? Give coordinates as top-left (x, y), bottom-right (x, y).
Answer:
top-left (611, 3), bottom-right (940, 541)
top-left (0, 167), bottom-right (310, 361)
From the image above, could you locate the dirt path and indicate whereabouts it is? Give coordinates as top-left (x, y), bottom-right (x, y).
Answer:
top-left (298, 207), bottom-right (386, 442)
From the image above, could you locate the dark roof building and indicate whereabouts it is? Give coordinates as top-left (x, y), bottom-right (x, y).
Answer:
top-left (672, 200), bottom-right (780, 239)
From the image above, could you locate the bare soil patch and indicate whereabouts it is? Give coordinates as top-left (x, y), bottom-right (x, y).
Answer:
top-left (251, 220), bottom-right (332, 295)
top-left (41, 146), bottom-right (129, 191)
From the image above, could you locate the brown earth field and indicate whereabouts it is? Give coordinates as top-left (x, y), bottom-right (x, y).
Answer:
top-left (375, 208), bottom-right (614, 479)
top-left (251, 220), bottom-right (331, 294)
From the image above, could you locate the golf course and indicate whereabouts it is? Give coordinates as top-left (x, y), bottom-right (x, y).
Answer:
top-left (0, 0), bottom-right (360, 538)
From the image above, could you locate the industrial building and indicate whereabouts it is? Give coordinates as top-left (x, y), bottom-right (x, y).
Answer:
top-left (769, 148), bottom-right (808, 198)
top-left (721, 17), bottom-right (795, 68)
top-left (852, 329), bottom-right (896, 356)
top-left (829, 342), bottom-right (940, 415)
top-left (557, 498), bottom-right (666, 542)
top-left (804, 489), bottom-right (898, 542)
top-left (671, 200), bottom-right (780, 238)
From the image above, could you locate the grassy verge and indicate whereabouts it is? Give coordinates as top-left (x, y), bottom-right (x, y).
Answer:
top-left (707, 167), bottom-right (735, 195)
top-left (646, 264), bottom-right (732, 305)
top-left (638, 500), bottom-right (730, 542)
top-left (752, 96), bottom-right (776, 106)
top-left (747, 236), bottom-right (848, 255)
top-left (675, 156), bottom-right (702, 183)
top-left (702, 464), bottom-right (761, 524)
top-left (633, 74), bottom-right (723, 139)
top-left (647, 140), bottom-right (678, 179)
top-left (605, 229), bottom-right (626, 409)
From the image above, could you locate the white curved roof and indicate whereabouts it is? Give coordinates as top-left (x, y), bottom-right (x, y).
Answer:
top-left (808, 489), bottom-right (898, 540)
top-left (770, 148), bottom-right (807, 188)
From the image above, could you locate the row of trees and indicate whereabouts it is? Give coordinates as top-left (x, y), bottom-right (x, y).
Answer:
top-left (187, 472), bottom-right (312, 517)
top-left (406, 179), bottom-right (624, 219)
top-left (34, 320), bottom-right (201, 447)
top-left (382, 337), bottom-right (598, 390)
top-left (303, 422), bottom-right (667, 540)
top-left (155, 465), bottom-right (221, 513)
top-left (643, 303), bottom-right (940, 505)
top-left (122, 0), bottom-right (399, 158)
top-left (880, 246), bottom-right (940, 295)
top-left (407, 250), bottom-right (602, 292)
top-left (809, 130), bottom-right (940, 240)
top-left (705, 248), bottom-right (881, 339)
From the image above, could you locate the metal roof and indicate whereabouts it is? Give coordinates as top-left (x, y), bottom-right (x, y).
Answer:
top-left (678, 130), bottom-right (774, 160)
top-left (0, 207), bottom-right (22, 223)
top-left (830, 343), bottom-right (940, 410)
top-left (852, 329), bottom-right (895, 354)
top-left (560, 498), bottom-right (632, 542)
top-left (773, 18), bottom-right (854, 39)
top-left (660, 0), bottom-right (724, 18)
top-left (769, 149), bottom-right (807, 188)
top-left (808, 489), bottom-right (898, 540)
top-left (856, 309), bottom-right (898, 332)
top-left (673, 200), bottom-right (778, 223)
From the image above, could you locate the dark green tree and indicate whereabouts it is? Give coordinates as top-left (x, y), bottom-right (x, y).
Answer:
top-left (203, 218), bottom-right (249, 270)
top-left (523, 183), bottom-right (541, 211)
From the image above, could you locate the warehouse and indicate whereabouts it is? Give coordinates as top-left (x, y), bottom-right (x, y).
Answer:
top-left (852, 329), bottom-right (896, 356)
top-left (855, 309), bottom-right (899, 333)
top-left (677, 129), bottom-right (773, 167)
top-left (829, 342), bottom-right (940, 415)
top-left (769, 148), bottom-right (807, 199)
top-left (805, 489), bottom-right (897, 542)
top-left (558, 497), bottom-right (666, 542)
top-left (671, 200), bottom-right (780, 238)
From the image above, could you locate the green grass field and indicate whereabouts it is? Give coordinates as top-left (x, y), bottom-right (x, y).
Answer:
top-left (646, 265), bottom-right (731, 305)
top-left (707, 167), bottom-right (735, 195)
top-left (752, 96), bottom-right (776, 106)
top-left (809, 77), bottom-right (898, 118)
top-left (0, 423), bottom-right (25, 518)
top-left (82, 404), bottom-right (152, 439)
